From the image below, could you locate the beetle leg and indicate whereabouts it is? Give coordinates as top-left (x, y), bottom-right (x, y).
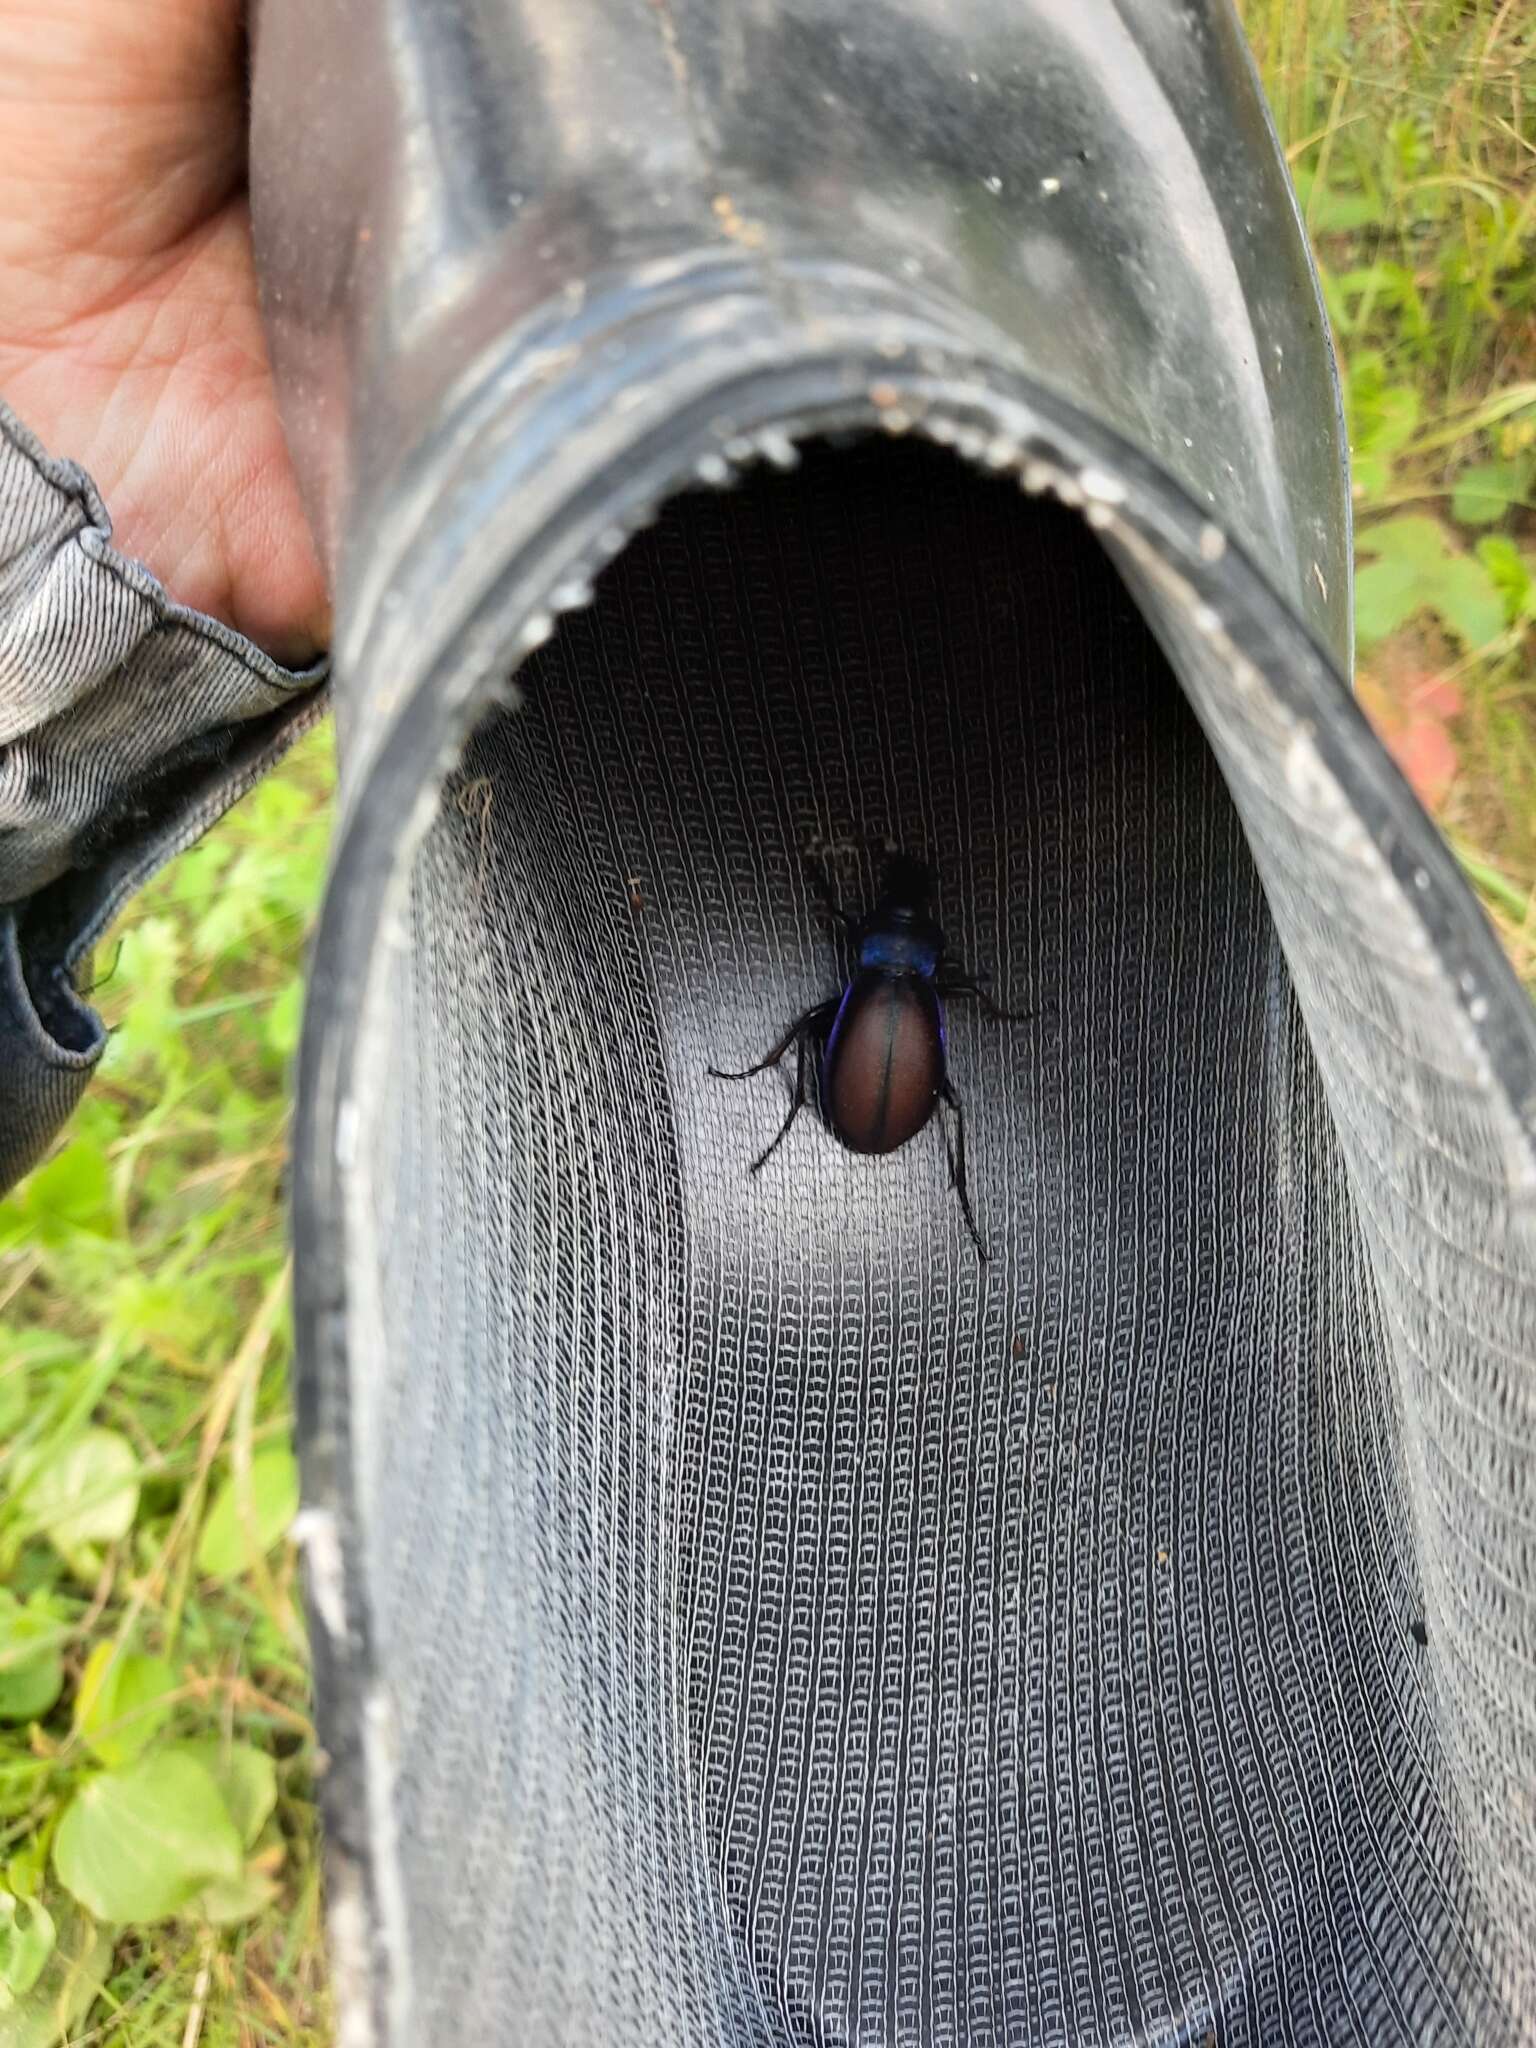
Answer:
top-left (750, 1028), bottom-right (814, 1174)
top-left (938, 1077), bottom-right (988, 1264)
top-left (708, 997), bottom-right (839, 1081)
top-left (708, 1012), bottom-right (811, 1080)
top-left (936, 973), bottom-right (1034, 1024)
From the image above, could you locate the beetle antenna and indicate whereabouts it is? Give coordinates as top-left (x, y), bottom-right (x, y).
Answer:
top-left (803, 855), bottom-right (856, 937)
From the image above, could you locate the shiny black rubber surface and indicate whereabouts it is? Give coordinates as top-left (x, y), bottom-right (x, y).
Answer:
top-left (251, 0), bottom-right (1349, 666)
top-left (251, 1), bottom-right (1536, 2038)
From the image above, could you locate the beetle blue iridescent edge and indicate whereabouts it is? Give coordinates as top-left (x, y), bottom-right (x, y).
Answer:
top-left (858, 930), bottom-right (940, 976)
top-left (707, 853), bottom-right (1029, 1262)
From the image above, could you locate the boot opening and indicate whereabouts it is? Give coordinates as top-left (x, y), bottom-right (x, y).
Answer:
top-left (338, 434), bottom-right (1490, 2043)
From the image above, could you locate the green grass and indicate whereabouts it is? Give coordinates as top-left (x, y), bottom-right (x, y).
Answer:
top-left (1244, 0), bottom-right (1536, 976)
top-left (0, 5), bottom-right (1532, 2041)
top-left (0, 740), bottom-right (333, 2045)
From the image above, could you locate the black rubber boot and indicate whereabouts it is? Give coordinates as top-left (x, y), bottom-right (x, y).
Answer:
top-left (250, 1), bottom-right (1536, 2041)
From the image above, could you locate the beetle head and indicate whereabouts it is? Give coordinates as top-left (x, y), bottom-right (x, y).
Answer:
top-left (877, 853), bottom-right (936, 920)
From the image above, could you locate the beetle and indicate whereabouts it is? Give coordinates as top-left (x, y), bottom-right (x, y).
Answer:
top-left (708, 853), bottom-right (1024, 1261)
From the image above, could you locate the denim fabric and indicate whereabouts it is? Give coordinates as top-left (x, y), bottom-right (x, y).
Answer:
top-left (0, 396), bottom-right (326, 1188)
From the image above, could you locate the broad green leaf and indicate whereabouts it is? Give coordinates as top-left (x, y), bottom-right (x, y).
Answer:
top-left (1352, 380), bottom-right (1419, 460)
top-left (21, 1431), bottom-right (140, 1566)
top-left (0, 1893), bottom-right (54, 2006)
top-left (0, 1597), bottom-right (64, 1727)
top-left (1431, 555), bottom-right (1509, 651)
top-left (1351, 450), bottom-right (1392, 503)
top-left (196, 1447), bottom-right (300, 1579)
top-left (189, 1864), bottom-right (279, 1928)
top-left (1355, 518), bottom-right (1506, 651)
top-left (1344, 361), bottom-right (1420, 504)
top-left (1451, 460), bottom-right (1529, 527)
top-left (5, 1142), bottom-right (112, 1249)
top-left (1357, 517), bottom-right (1448, 572)
top-left (4, 1844), bottom-right (46, 1906)
top-left (0, 1328), bottom-right (78, 1374)
top-left (100, 1274), bottom-right (209, 1363)
top-left (53, 1755), bottom-right (241, 1925)
top-left (1475, 537), bottom-right (1536, 627)
top-left (1369, 383), bottom-right (1419, 454)
top-left (173, 1744), bottom-right (276, 1849)
top-left (1309, 181), bottom-right (1387, 233)
top-left (73, 1648), bottom-right (177, 1769)
top-left (1335, 263), bottom-right (1394, 299)
top-left (1354, 557), bottom-right (1421, 644)
top-left (0, 1897), bottom-right (110, 2048)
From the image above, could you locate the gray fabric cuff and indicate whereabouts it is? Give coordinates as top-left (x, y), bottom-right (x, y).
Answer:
top-left (0, 395), bottom-right (328, 1190)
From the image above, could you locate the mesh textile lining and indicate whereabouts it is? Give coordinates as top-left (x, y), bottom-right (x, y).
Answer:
top-left (345, 440), bottom-right (1513, 2045)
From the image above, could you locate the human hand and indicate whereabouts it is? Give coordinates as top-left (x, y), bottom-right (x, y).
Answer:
top-left (0, 0), bottom-right (327, 663)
